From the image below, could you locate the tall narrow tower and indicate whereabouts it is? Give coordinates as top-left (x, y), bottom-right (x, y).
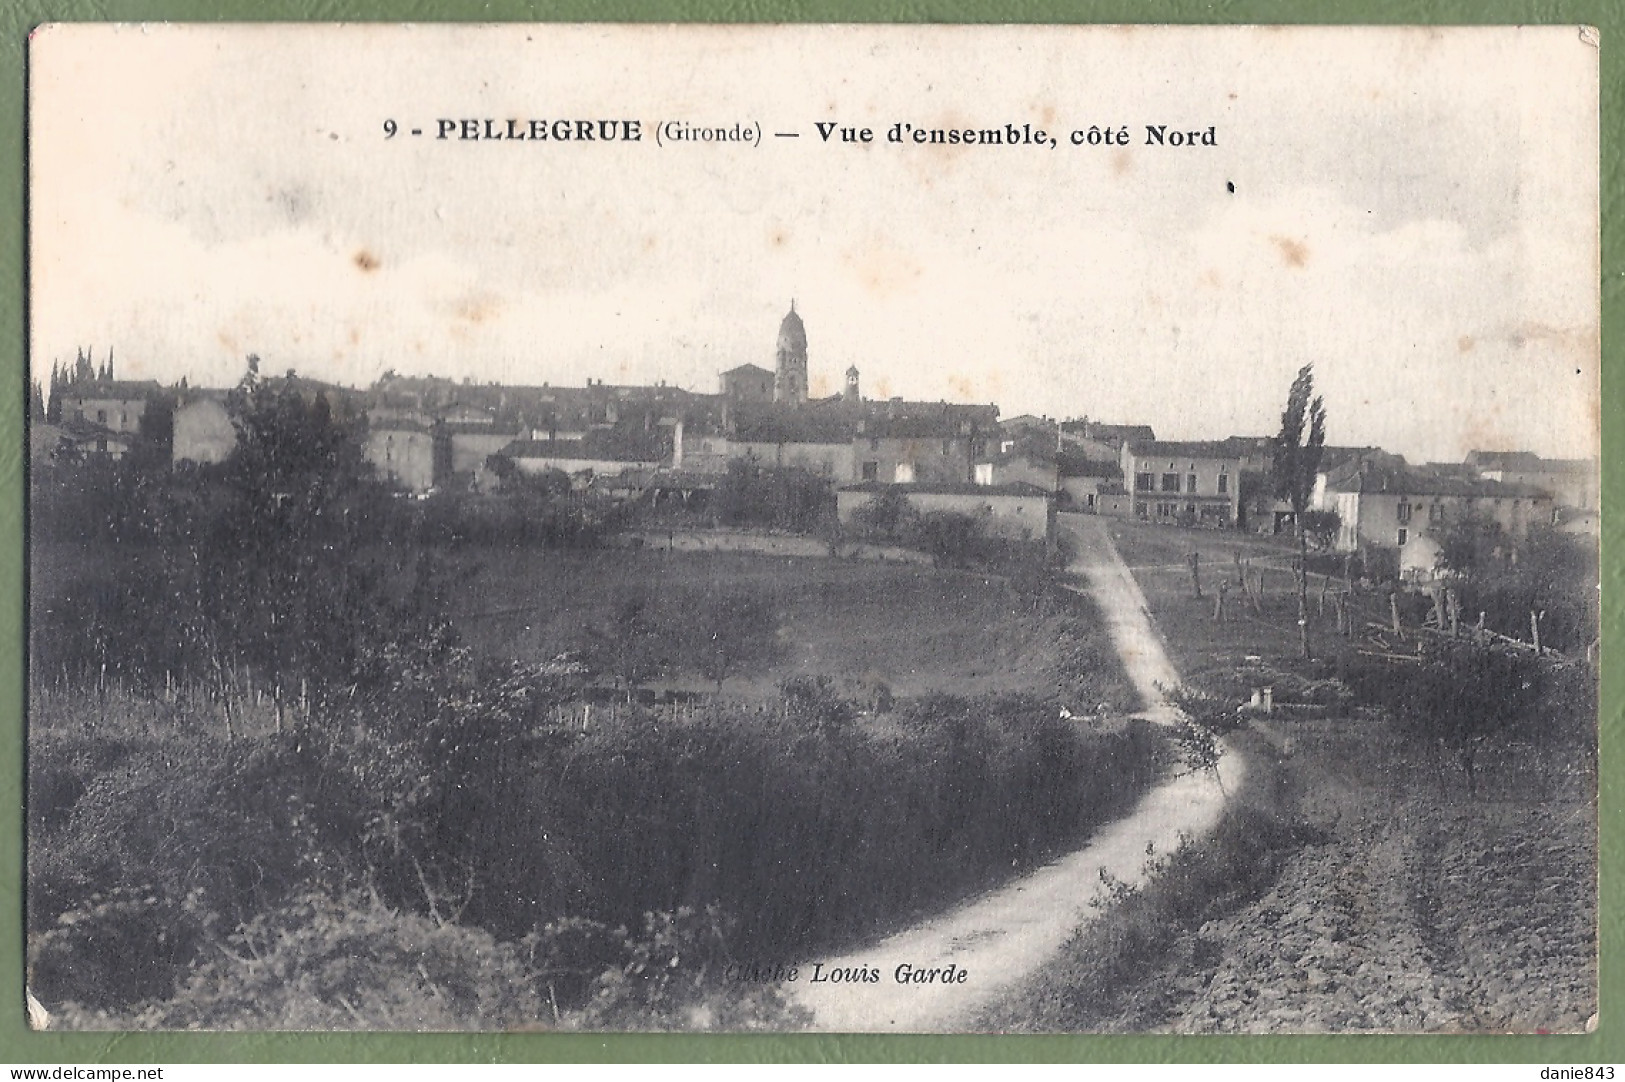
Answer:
top-left (844, 364), bottom-right (861, 402)
top-left (774, 301), bottom-right (808, 406)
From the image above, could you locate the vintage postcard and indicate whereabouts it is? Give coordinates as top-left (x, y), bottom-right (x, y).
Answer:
top-left (24, 24), bottom-right (1599, 1033)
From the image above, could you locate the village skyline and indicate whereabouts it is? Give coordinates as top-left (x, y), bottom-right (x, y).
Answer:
top-left (32, 300), bottom-right (1600, 471)
top-left (28, 25), bottom-right (1600, 467)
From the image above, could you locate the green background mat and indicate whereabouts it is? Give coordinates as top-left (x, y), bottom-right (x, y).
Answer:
top-left (0, 0), bottom-right (1618, 1065)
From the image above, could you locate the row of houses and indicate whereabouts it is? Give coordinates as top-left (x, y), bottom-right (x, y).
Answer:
top-left (36, 363), bottom-right (1597, 570)
top-left (968, 414), bottom-right (1597, 574)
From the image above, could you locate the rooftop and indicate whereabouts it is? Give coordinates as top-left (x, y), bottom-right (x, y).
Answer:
top-left (1059, 420), bottom-right (1156, 444)
top-left (1125, 439), bottom-right (1245, 461)
top-left (1323, 458), bottom-right (1554, 499)
top-left (840, 480), bottom-right (1053, 498)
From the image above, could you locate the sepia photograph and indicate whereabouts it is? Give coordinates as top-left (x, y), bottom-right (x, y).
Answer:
top-left (23, 23), bottom-right (1600, 1034)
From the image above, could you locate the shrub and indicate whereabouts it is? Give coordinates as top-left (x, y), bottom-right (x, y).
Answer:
top-left (849, 487), bottom-right (916, 541)
top-left (127, 891), bottom-right (548, 1030)
top-left (574, 907), bottom-right (810, 1031)
top-left (1337, 641), bottom-right (1595, 792)
top-left (29, 887), bottom-right (214, 1012)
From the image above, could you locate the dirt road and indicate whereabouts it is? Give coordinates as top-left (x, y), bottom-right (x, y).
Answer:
top-left (789, 514), bottom-right (1241, 1032)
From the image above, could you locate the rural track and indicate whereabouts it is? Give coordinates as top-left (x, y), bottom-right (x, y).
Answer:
top-left (789, 513), bottom-right (1243, 1032)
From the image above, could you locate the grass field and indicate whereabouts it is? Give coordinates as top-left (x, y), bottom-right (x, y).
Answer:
top-left (27, 537), bottom-right (1160, 1028)
top-left (1105, 520), bottom-right (1387, 689)
top-left (447, 545), bottom-right (1125, 703)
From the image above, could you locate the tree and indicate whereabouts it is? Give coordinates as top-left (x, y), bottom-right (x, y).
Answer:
top-left (1430, 509), bottom-right (1504, 580)
top-left (1271, 365), bottom-right (1327, 659)
top-left (583, 592), bottom-right (669, 701)
top-left (129, 390), bottom-right (176, 470)
top-left (913, 510), bottom-right (987, 568)
top-left (692, 590), bottom-right (780, 692)
top-left (46, 362), bottom-right (65, 423)
top-left (1301, 508), bottom-right (1342, 552)
top-left (850, 487), bottom-right (915, 541)
top-left (211, 358), bottom-right (396, 725)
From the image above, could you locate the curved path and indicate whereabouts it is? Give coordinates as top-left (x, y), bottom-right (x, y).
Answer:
top-left (789, 514), bottom-right (1241, 1032)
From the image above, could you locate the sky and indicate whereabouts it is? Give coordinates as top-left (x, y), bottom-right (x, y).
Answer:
top-left (29, 24), bottom-right (1601, 463)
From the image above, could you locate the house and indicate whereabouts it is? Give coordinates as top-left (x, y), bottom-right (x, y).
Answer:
top-left (50, 419), bottom-right (135, 462)
top-left (1120, 440), bottom-right (1243, 526)
top-left (1054, 450), bottom-right (1127, 513)
top-left (1319, 457), bottom-right (1556, 577)
top-left (365, 421), bottom-right (437, 493)
top-left (54, 379), bottom-right (161, 438)
top-left (714, 397), bottom-right (998, 486)
top-left (671, 416), bottom-right (731, 474)
top-left (720, 363), bottom-right (776, 403)
top-left (853, 406), bottom-right (997, 486)
top-left (973, 449), bottom-right (1059, 493)
top-left (836, 480), bottom-right (1055, 544)
top-left (495, 438), bottom-right (663, 488)
top-left (1058, 420), bottom-right (1156, 463)
top-left (1237, 443), bottom-right (1383, 534)
top-left (723, 400), bottom-right (860, 480)
top-left (440, 421), bottom-right (525, 482)
top-left (1465, 451), bottom-right (1599, 512)
top-left (997, 415), bottom-right (1059, 454)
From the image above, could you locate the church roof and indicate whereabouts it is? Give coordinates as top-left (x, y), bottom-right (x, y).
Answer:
top-left (777, 304), bottom-right (807, 352)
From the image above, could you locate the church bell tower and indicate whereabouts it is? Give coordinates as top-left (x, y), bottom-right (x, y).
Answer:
top-left (774, 301), bottom-right (809, 406)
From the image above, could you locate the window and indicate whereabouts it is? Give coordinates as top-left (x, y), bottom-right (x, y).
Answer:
top-left (1397, 528), bottom-right (1408, 546)
top-left (941, 439), bottom-right (952, 455)
top-left (1186, 474), bottom-right (1198, 493)
top-left (97, 410), bottom-right (107, 424)
top-left (1217, 472), bottom-right (1228, 494)
top-left (1186, 502), bottom-right (1196, 516)
top-left (1161, 473), bottom-right (1179, 492)
top-left (1429, 503), bottom-right (1443, 522)
top-left (1135, 472), bottom-right (1154, 492)
top-left (1397, 501), bottom-right (1412, 524)
top-left (861, 461), bottom-right (878, 481)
